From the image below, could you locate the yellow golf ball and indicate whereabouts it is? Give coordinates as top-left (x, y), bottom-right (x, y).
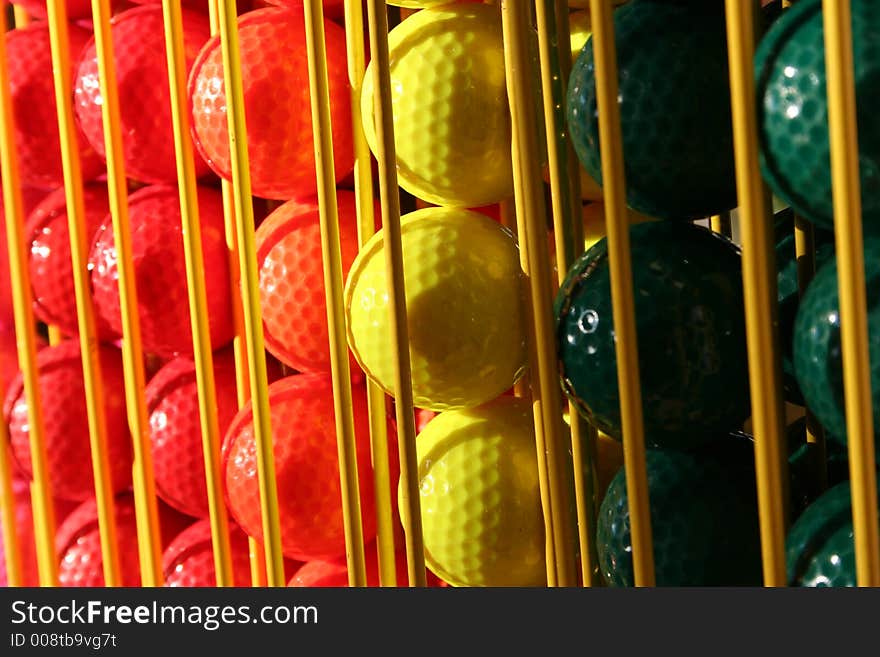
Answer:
top-left (409, 397), bottom-right (546, 587)
top-left (344, 207), bottom-right (527, 411)
top-left (360, 4), bottom-right (513, 207)
top-left (569, 10), bottom-right (592, 63)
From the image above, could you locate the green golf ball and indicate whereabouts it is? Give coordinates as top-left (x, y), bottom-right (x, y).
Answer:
top-left (598, 437), bottom-right (762, 586)
top-left (554, 221), bottom-right (750, 450)
top-left (755, 0), bottom-right (880, 232)
top-left (567, 0), bottom-right (736, 220)
top-left (793, 237), bottom-right (880, 445)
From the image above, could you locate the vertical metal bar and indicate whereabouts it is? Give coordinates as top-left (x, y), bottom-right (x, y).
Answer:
top-left (821, 0), bottom-right (880, 585)
top-left (46, 0), bottom-right (122, 587)
top-left (587, 0), bottom-right (655, 586)
top-left (0, 8), bottom-right (57, 587)
top-left (206, 0), bottom-right (267, 588)
top-left (534, 0), bottom-right (599, 586)
top-left (215, 0), bottom-right (286, 586)
top-left (302, 0), bottom-right (368, 587)
top-left (88, 0), bottom-right (164, 586)
top-left (343, 0), bottom-right (397, 587)
top-left (161, 0), bottom-right (234, 587)
top-left (725, 0), bottom-right (789, 586)
top-left (508, 128), bottom-right (557, 585)
top-left (501, 0), bottom-right (577, 587)
top-left (364, 0), bottom-right (427, 587)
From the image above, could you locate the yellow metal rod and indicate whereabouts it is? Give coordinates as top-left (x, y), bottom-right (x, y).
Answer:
top-left (46, 0), bottom-right (122, 587)
top-left (47, 325), bottom-right (62, 346)
top-left (344, 0), bottom-right (397, 587)
top-left (302, 0), bottom-right (368, 588)
top-left (501, 0), bottom-right (576, 587)
top-left (161, 0), bottom-right (234, 587)
top-left (588, 0), bottom-right (654, 586)
top-left (0, 395), bottom-right (23, 586)
top-left (0, 7), bottom-right (57, 588)
top-left (725, 0), bottom-right (789, 587)
top-left (206, 0), bottom-right (267, 588)
top-left (822, 0), bottom-right (880, 586)
top-left (711, 211), bottom-right (733, 238)
top-left (365, 0), bottom-right (427, 587)
top-left (89, 0), bottom-right (164, 586)
top-left (509, 131), bottom-right (557, 585)
top-left (12, 5), bottom-right (29, 27)
top-left (215, 0), bottom-right (286, 586)
top-left (535, 0), bottom-right (599, 587)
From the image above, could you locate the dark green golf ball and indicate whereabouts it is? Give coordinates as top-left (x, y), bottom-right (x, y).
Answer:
top-left (792, 237), bottom-right (880, 445)
top-left (774, 209), bottom-right (835, 405)
top-left (567, 0), bottom-right (736, 220)
top-left (554, 221), bottom-right (750, 450)
top-left (786, 480), bottom-right (880, 586)
top-left (598, 437), bottom-right (762, 586)
top-left (755, 0), bottom-right (880, 232)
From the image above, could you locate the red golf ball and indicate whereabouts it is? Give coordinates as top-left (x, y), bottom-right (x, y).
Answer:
top-left (222, 374), bottom-right (378, 561)
top-left (89, 184), bottom-right (233, 359)
top-left (26, 184), bottom-right (114, 339)
top-left (188, 7), bottom-right (353, 200)
top-left (6, 24), bottom-right (103, 189)
top-left (0, 475), bottom-right (78, 587)
top-left (4, 340), bottom-right (132, 501)
top-left (74, 6), bottom-right (213, 185)
top-left (162, 518), bottom-right (253, 587)
top-left (255, 191), bottom-right (366, 373)
top-left (56, 494), bottom-right (190, 587)
top-left (147, 348), bottom-right (276, 519)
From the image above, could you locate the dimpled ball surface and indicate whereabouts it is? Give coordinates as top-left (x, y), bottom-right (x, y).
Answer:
top-left (189, 8), bottom-right (353, 200)
top-left (345, 207), bottom-right (526, 411)
top-left (555, 222), bottom-right (749, 449)
top-left (567, 0), bottom-right (736, 220)
top-left (4, 341), bottom-right (132, 501)
top-left (785, 481), bottom-right (868, 586)
top-left (6, 24), bottom-right (103, 189)
top-left (56, 495), bottom-right (190, 587)
top-left (361, 4), bottom-right (513, 207)
top-left (147, 349), bottom-right (241, 519)
top-left (411, 397), bottom-right (547, 587)
top-left (256, 192), bottom-right (365, 373)
top-left (793, 238), bottom-right (880, 445)
top-left (74, 7), bottom-right (212, 185)
top-left (756, 0), bottom-right (880, 232)
top-left (163, 519), bottom-right (253, 587)
top-left (223, 374), bottom-right (378, 561)
top-left (598, 440), bottom-right (762, 586)
top-left (89, 184), bottom-right (232, 359)
top-left (26, 185), bottom-right (114, 339)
